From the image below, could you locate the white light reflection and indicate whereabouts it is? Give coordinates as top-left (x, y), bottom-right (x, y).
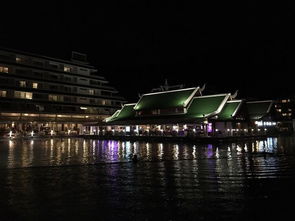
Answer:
top-left (146, 143), bottom-right (150, 157)
top-left (158, 143), bottom-right (164, 159)
top-left (192, 145), bottom-right (196, 159)
top-left (236, 145), bottom-right (242, 153)
top-left (172, 144), bottom-right (179, 160)
top-left (215, 147), bottom-right (220, 158)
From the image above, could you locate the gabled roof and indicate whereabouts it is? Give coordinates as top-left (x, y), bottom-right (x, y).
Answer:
top-left (246, 100), bottom-right (273, 120)
top-left (217, 100), bottom-right (243, 120)
top-left (134, 87), bottom-right (200, 111)
top-left (186, 94), bottom-right (231, 118)
top-left (105, 103), bottom-right (136, 122)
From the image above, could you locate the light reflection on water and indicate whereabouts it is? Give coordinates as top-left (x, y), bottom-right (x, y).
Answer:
top-left (1, 137), bottom-right (295, 220)
top-left (0, 137), bottom-right (294, 170)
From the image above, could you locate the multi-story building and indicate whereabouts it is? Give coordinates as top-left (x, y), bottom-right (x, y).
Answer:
top-left (0, 47), bottom-right (125, 135)
top-left (274, 98), bottom-right (295, 132)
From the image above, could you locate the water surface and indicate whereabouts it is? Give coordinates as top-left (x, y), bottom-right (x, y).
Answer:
top-left (1, 137), bottom-right (295, 220)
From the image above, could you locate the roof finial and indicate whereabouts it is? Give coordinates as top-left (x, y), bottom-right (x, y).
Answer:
top-left (164, 79), bottom-right (169, 90)
top-left (230, 90), bottom-right (238, 100)
top-left (200, 83), bottom-right (206, 96)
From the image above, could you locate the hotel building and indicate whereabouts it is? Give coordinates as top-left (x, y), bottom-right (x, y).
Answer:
top-left (0, 47), bottom-right (125, 135)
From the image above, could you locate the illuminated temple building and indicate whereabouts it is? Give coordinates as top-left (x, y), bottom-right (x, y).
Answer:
top-left (96, 86), bottom-right (277, 137)
top-left (0, 47), bottom-right (125, 136)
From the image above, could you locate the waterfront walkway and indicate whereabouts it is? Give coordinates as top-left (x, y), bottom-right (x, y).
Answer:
top-left (2, 134), bottom-right (272, 144)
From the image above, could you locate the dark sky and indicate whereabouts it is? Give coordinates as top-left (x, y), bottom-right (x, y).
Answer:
top-left (1, 1), bottom-right (294, 102)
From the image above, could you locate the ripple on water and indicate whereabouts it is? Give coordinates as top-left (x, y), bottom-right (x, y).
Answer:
top-left (1, 136), bottom-right (295, 220)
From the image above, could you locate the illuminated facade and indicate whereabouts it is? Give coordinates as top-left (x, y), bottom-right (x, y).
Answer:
top-left (0, 47), bottom-right (125, 136)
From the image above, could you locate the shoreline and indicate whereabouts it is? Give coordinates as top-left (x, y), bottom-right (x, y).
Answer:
top-left (1, 134), bottom-right (281, 144)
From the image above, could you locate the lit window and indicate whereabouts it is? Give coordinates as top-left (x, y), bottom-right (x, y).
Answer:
top-left (89, 89), bottom-right (94, 95)
top-left (277, 109), bottom-right (282, 112)
top-left (16, 57), bottom-right (22, 63)
top-left (14, 91), bottom-right (32, 99)
top-left (0, 66), bottom-right (9, 73)
top-left (0, 90), bottom-right (7, 97)
top-left (282, 100), bottom-right (287, 103)
top-left (282, 113), bottom-right (287, 116)
top-left (49, 94), bottom-right (63, 102)
top-left (80, 107), bottom-right (88, 110)
top-left (289, 113), bottom-right (292, 116)
top-left (19, 81), bottom-right (26, 87)
top-left (102, 100), bottom-right (106, 105)
top-left (288, 109), bottom-right (292, 112)
top-left (49, 95), bottom-right (58, 101)
top-left (32, 83), bottom-right (38, 89)
top-left (64, 66), bottom-right (71, 72)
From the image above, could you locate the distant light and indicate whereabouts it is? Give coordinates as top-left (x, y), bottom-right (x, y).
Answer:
top-left (9, 131), bottom-right (12, 138)
top-left (227, 129), bottom-right (230, 132)
top-left (50, 130), bottom-right (54, 136)
top-left (68, 130), bottom-right (71, 135)
top-left (193, 128), bottom-right (196, 132)
top-left (31, 131), bottom-right (34, 137)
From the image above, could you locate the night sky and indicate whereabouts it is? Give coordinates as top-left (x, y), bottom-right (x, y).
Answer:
top-left (1, 1), bottom-right (294, 102)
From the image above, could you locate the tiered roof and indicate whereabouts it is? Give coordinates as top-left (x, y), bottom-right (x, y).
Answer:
top-left (134, 87), bottom-right (200, 111)
top-left (217, 100), bottom-right (243, 120)
top-left (187, 94), bottom-right (230, 118)
top-left (105, 103), bottom-right (136, 123)
top-left (105, 86), bottom-right (274, 125)
top-left (246, 100), bottom-right (273, 120)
